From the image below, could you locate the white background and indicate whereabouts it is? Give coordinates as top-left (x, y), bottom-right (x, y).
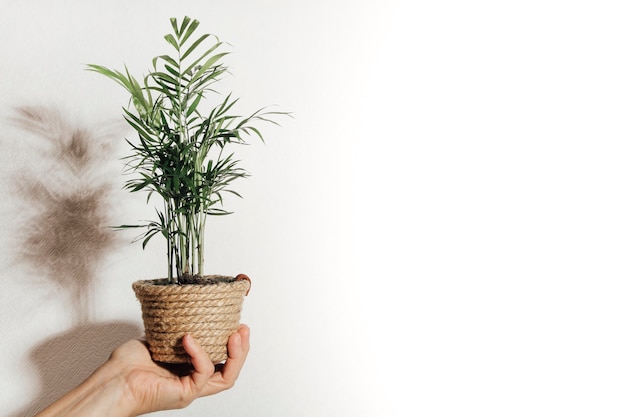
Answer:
top-left (1, 1), bottom-right (626, 416)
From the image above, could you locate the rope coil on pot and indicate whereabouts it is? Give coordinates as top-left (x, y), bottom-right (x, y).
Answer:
top-left (132, 275), bottom-right (251, 364)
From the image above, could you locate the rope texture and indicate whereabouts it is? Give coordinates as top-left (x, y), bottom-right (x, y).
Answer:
top-left (133, 276), bottom-right (250, 364)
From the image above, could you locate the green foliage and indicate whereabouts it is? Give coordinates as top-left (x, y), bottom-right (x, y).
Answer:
top-left (87, 16), bottom-right (287, 283)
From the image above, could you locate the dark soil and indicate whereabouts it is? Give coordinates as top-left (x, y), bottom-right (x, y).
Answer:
top-left (176, 274), bottom-right (236, 285)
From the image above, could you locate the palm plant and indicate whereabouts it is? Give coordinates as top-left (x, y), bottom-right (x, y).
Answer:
top-left (87, 16), bottom-right (285, 284)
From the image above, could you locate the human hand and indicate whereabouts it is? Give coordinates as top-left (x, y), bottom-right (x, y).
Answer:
top-left (34, 325), bottom-right (250, 417)
top-left (108, 324), bottom-right (250, 416)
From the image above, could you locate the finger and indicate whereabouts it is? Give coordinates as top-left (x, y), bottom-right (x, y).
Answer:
top-left (238, 324), bottom-right (251, 356)
top-left (217, 325), bottom-right (250, 386)
top-left (182, 333), bottom-right (214, 390)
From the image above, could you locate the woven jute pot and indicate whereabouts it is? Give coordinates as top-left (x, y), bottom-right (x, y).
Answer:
top-left (132, 274), bottom-right (251, 364)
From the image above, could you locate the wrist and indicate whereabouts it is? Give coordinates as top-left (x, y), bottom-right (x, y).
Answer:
top-left (35, 361), bottom-right (135, 417)
top-left (94, 360), bottom-right (137, 417)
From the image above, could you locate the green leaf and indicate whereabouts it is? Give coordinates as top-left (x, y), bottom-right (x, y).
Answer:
top-left (180, 33), bottom-right (211, 61)
top-left (179, 18), bottom-right (200, 46)
top-left (186, 93), bottom-right (203, 117)
top-left (189, 52), bottom-right (230, 84)
top-left (153, 54), bottom-right (179, 70)
top-left (164, 33), bottom-right (179, 51)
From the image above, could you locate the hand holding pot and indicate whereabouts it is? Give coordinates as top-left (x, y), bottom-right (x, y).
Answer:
top-left (35, 325), bottom-right (250, 417)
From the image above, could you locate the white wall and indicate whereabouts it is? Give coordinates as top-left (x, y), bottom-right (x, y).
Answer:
top-left (1, 1), bottom-right (625, 416)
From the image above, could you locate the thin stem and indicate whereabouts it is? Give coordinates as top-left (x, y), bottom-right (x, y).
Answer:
top-left (198, 212), bottom-right (206, 276)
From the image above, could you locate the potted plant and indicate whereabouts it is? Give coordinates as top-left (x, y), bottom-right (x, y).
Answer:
top-left (87, 16), bottom-right (286, 364)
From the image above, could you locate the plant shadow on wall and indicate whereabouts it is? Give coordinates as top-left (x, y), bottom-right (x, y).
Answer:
top-left (9, 105), bottom-right (118, 323)
top-left (4, 106), bottom-right (142, 417)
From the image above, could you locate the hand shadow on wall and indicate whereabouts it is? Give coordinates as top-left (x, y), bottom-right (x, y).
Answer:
top-left (9, 321), bottom-right (143, 417)
top-left (3, 106), bottom-right (143, 416)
